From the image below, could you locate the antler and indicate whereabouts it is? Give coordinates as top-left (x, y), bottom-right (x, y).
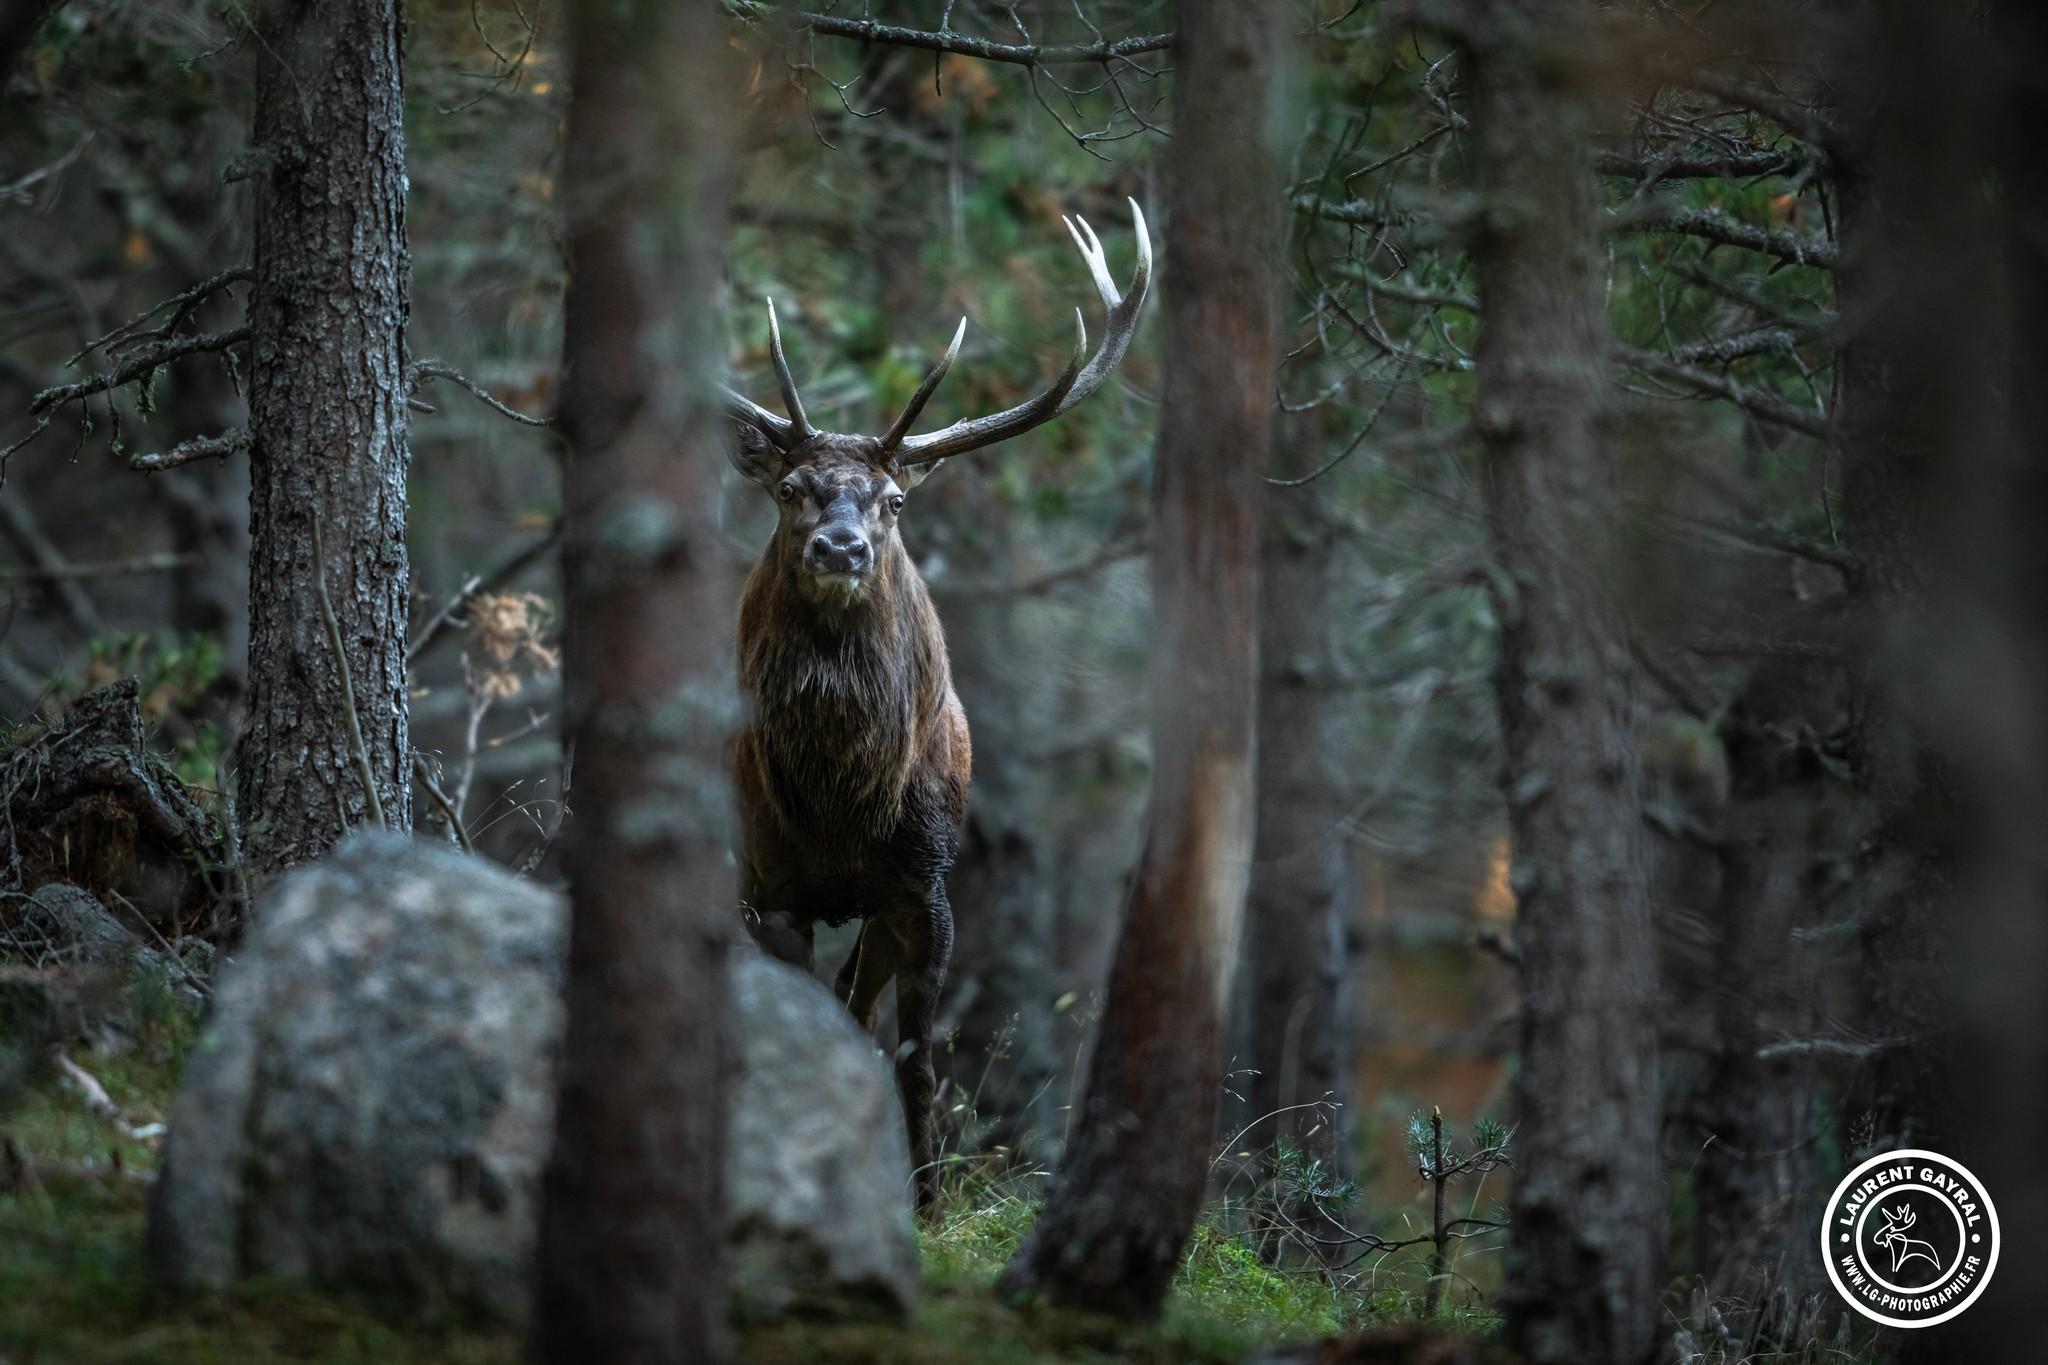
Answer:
top-left (887, 198), bottom-right (1152, 466)
top-left (723, 296), bottom-right (813, 454)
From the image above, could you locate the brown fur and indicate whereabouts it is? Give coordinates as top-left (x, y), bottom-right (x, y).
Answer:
top-left (730, 430), bottom-right (970, 1209)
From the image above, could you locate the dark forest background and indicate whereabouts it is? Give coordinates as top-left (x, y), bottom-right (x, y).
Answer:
top-left (2, 2), bottom-right (2043, 1362)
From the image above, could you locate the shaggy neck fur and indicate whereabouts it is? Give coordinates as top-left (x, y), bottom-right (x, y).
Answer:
top-left (739, 527), bottom-right (947, 840)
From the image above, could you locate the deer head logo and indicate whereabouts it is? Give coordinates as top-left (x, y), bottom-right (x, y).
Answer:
top-left (1872, 1203), bottom-right (1941, 1277)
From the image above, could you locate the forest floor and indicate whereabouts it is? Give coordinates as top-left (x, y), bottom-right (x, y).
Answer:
top-left (0, 961), bottom-right (1497, 1365)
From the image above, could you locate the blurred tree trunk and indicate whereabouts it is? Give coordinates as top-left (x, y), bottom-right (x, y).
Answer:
top-left (1829, 4), bottom-right (1992, 1155)
top-left (531, 1), bottom-right (735, 1361)
top-left (1954, 1), bottom-right (2048, 1351)
top-left (239, 0), bottom-right (412, 871)
top-left (1465, 4), bottom-right (1661, 1361)
top-left (942, 544), bottom-right (1064, 1155)
top-left (1241, 491), bottom-right (1356, 1181)
top-left (997, 0), bottom-right (1286, 1319)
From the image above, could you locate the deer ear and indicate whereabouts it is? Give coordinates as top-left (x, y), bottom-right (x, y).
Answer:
top-left (895, 457), bottom-right (943, 490)
top-left (726, 420), bottom-right (784, 486)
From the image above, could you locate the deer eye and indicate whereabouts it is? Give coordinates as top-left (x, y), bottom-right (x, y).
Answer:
top-left (887, 494), bottom-right (905, 515)
top-left (777, 481), bottom-right (799, 504)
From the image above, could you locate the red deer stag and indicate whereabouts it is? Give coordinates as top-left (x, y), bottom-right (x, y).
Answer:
top-left (723, 203), bottom-right (1150, 1208)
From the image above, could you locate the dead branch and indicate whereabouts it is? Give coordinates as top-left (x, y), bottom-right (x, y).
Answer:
top-left (309, 514), bottom-right (387, 831)
top-left (412, 752), bottom-right (476, 855)
top-left (406, 528), bottom-right (560, 665)
top-left (409, 360), bottom-right (554, 426)
top-left (723, 1), bottom-right (1174, 67)
top-left (129, 429), bottom-right (250, 472)
top-left (29, 326), bottom-right (251, 415)
top-left (0, 552), bottom-right (197, 584)
top-left (0, 490), bottom-right (106, 638)
top-left (1608, 201), bottom-right (1838, 271)
top-left (1621, 347), bottom-right (1832, 439)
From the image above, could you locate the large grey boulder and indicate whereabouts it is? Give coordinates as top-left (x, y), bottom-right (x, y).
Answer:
top-left (148, 833), bottom-right (916, 1323)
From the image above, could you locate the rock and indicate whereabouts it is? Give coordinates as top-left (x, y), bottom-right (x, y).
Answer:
top-left (6, 883), bottom-right (135, 964)
top-left (148, 832), bottom-right (916, 1324)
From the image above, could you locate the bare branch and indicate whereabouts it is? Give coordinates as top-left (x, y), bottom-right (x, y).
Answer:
top-left (310, 513), bottom-right (387, 831)
top-left (1593, 146), bottom-right (1803, 182)
top-left (129, 428), bottom-right (250, 472)
top-left (409, 360), bottom-right (555, 426)
top-left (413, 751), bottom-right (477, 855)
top-left (0, 552), bottom-right (197, 583)
top-left (1609, 202), bottom-right (1838, 271)
top-left (29, 326), bottom-right (251, 415)
top-left (723, 0), bottom-right (1173, 67)
top-left (1621, 346), bottom-right (1832, 438)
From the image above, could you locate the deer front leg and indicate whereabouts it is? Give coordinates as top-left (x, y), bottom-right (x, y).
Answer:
top-left (890, 891), bottom-right (954, 1213)
top-left (834, 920), bottom-right (899, 1032)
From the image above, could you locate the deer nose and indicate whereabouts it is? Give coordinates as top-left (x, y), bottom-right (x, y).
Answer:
top-left (806, 528), bottom-right (869, 574)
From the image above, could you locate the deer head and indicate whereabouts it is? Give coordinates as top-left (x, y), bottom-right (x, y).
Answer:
top-left (722, 202), bottom-right (1150, 605)
top-left (1874, 1204), bottom-right (1917, 1246)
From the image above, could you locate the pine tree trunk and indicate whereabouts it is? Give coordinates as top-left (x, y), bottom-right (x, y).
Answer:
top-left (532, 1), bottom-right (735, 1360)
top-left (1242, 494), bottom-right (1356, 1180)
top-left (1465, 5), bottom-right (1662, 1361)
top-left (239, 0), bottom-right (412, 872)
top-left (996, 0), bottom-right (1287, 1318)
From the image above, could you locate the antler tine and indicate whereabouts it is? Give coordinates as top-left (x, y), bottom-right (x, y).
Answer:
top-left (723, 383), bottom-right (798, 452)
top-left (893, 200), bottom-right (1151, 466)
top-left (765, 296), bottom-right (812, 440)
top-left (880, 317), bottom-right (967, 453)
top-left (1064, 214), bottom-right (1121, 308)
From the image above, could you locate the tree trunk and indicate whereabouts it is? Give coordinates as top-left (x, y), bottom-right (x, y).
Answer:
top-left (1241, 491), bottom-right (1356, 1181)
top-left (1952, 3), bottom-right (2048, 1352)
top-left (1466, 5), bottom-right (1662, 1361)
top-left (1828, 4), bottom-right (1996, 1160)
top-left (996, 0), bottom-right (1286, 1319)
top-left (531, 2), bottom-right (735, 1361)
top-left (239, 0), bottom-right (412, 872)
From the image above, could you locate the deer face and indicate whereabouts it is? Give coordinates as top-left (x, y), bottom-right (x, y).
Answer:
top-left (731, 429), bottom-right (908, 605)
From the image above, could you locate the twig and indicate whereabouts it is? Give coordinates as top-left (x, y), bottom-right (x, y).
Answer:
top-left (409, 360), bottom-right (554, 426)
top-left (406, 527), bottom-right (558, 665)
top-left (309, 513), bottom-right (386, 831)
top-left (130, 429), bottom-right (250, 472)
top-left (0, 489), bottom-right (106, 639)
top-left (0, 552), bottom-right (198, 583)
top-left (412, 752), bottom-right (476, 855)
top-left (1621, 347), bottom-right (1832, 439)
top-left (30, 326), bottom-right (251, 414)
top-left (1608, 201), bottom-right (1837, 271)
top-left (723, 1), bottom-right (1174, 67)
top-left (515, 741), bottom-right (572, 876)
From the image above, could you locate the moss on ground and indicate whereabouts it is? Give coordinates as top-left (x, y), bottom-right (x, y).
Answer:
top-left (0, 964), bottom-right (1479, 1363)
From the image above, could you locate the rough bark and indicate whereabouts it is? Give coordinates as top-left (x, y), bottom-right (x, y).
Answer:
top-left (1242, 492), bottom-right (1356, 1179)
top-left (530, 3), bottom-right (735, 1361)
top-left (238, 0), bottom-right (412, 872)
top-left (996, 0), bottom-right (1286, 1319)
top-left (1465, 5), bottom-right (1662, 1362)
